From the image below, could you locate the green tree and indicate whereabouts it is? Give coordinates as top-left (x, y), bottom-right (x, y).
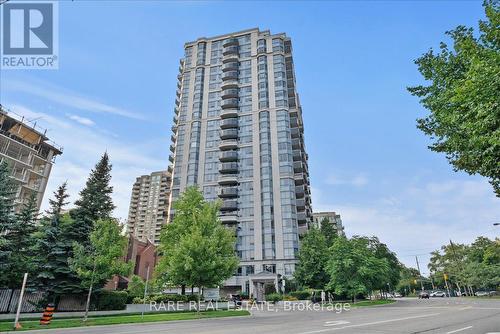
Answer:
top-left (0, 161), bottom-right (16, 234)
top-left (127, 275), bottom-right (146, 299)
top-left (320, 217), bottom-right (338, 247)
top-left (70, 219), bottom-right (130, 321)
top-left (33, 184), bottom-right (83, 302)
top-left (294, 228), bottom-right (329, 289)
top-left (0, 193), bottom-right (38, 288)
top-left (70, 153), bottom-right (115, 246)
top-left (156, 187), bottom-right (239, 309)
top-left (408, 1), bottom-right (500, 196)
top-left (326, 236), bottom-right (390, 302)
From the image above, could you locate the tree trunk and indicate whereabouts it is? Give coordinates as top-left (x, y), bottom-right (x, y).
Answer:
top-left (197, 287), bottom-right (202, 315)
top-left (83, 283), bottom-right (93, 322)
top-left (181, 284), bottom-right (186, 295)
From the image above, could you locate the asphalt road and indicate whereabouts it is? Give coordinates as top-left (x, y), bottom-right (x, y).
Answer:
top-left (13, 297), bottom-right (500, 334)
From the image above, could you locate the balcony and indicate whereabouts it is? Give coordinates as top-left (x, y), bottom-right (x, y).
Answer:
top-left (222, 71), bottom-right (238, 81)
top-left (220, 129), bottom-right (238, 140)
top-left (291, 128), bottom-right (300, 138)
top-left (293, 161), bottom-right (303, 173)
top-left (297, 212), bottom-right (307, 222)
top-left (219, 151), bottom-right (238, 162)
top-left (222, 45), bottom-right (239, 56)
top-left (168, 155), bottom-right (174, 163)
top-left (220, 109), bottom-right (238, 119)
top-left (222, 62), bottom-right (238, 72)
top-left (221, 79), bottom-right (238, 90)
top-left (218, 174), bottom-right (238, 185)
top-left (295, 185), bottom-right (305, 198)
top-left (296, 198), bottom-right (306, 210)
top-left (218, 187), bottom-right (238, 198)
top-left (174, 107), bottom-right (179, 115)
top-left (219, 162), bottom-right (238, 174)
top-left (169, 144), bottom-right (175, 153)
top-left (221, 88), bottom-right (239, 99)
top-left (220, 118), bottom-right (238, 129)
top-left (219, 139), bottom-right (238, 150)
top-left (219, 213), bottom-right (239, 224)
top-left (292, 138), bottom-right (301, 150)
top-left (222, 38), bottom-right (238, 48)
top-left (294, 173), bottom-right (305, 185)
top-left (220, 200), bottom-right (238, 211)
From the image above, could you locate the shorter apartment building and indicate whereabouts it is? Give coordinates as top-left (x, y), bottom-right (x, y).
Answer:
top-left (126, 171), bottom-right (171, 245)
top-left (0, 105), bottom-right (62, 212)
top-left (312, 211), bottom-right (345, 236)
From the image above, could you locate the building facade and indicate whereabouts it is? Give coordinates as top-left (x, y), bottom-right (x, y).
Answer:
top-left (126, 171), bottom-right (171, 245)
top-left (0, 105), bottom-right (62, 212)
top-left (167, 28), bottom-right (313, 294)
top-left (313, 211), bottom-right (345, 236)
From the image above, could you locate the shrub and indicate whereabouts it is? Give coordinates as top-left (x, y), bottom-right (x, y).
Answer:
top-left (283, 294), bottom-right (298, 301)
top-left (127, 275), bottom-right (145, 299)
top-left (289, 290), bottom-right (310, 300)
top-left (265, 293), bottom-right (282, 303)
top-left (97, 291), bottom-right (128, 310)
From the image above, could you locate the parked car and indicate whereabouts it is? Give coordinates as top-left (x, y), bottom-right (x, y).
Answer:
top-left (394, 292), bottom-right (402, 298)
top-left (418, 291), bottom-right (430, 299)
top-left (430, 291), bottom-right (446, 297)
top-left (475, 291), bottom-right (497, 297)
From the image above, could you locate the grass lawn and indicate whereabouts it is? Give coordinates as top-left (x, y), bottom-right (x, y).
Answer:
top-left (351, 299), bottom-right (396, 307)
top-left (0, 310), bottom-right (250, 332)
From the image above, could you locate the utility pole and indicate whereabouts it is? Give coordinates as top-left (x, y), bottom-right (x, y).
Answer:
top-left (415, 256), bottom-right (425, 292)
top-left (13, 273), bottom-right (28, 330)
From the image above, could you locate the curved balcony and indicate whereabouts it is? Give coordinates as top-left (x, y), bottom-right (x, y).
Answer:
top-left (220, 129), bottom-right (238, 140)
top-left (221, 88), bottom-right (239, 99)
top-left (218, 174), bottom-right (238, 186)
top-left (219, 213), bottom-right (239, 224)
top-left (219, 139), bottom-right (238, 150)
top-left (220, 108), bottom-right (238, 119)
top-left (219, 162), bottom-right (238, 174)
top-left (221, 80), bottom-right (238, 90)
top-left (222, 62), bottom-right (238, 72)
top-left (222, 71), bottom-right (238, 81)
top-left (219, 151), bottom-right (238, 162)
top-left (223, 38), bottom-right (238, 48)
top-left (218, 187), bottom-right (238, 198)
top-left (222, 45), bottom-right (239, 56)
top-left (221, 98), bottom-right (238, 109)
top-left (220, 200), bottom-right (238, 211)
top-left (220, 118), bottom-right (239, 129)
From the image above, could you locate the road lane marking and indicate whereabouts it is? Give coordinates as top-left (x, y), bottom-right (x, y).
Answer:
top-left (446, 326), bottom-right (473, 333)
top-left (298, 313), bottom-right (441, 334)
top-left (324, 320), bottom-right (350, 327)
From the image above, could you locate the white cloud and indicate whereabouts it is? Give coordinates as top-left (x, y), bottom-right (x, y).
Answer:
top-left (326, 173), bottom-right (368, 187)
top-left (313, 179), bottom-right (500, 274)
top-left (67, 114), bottom-right (95, 126)
top-left (9, 104), bottom-right (167, 220)
top-left (5, 80), bottom-right (146, 120)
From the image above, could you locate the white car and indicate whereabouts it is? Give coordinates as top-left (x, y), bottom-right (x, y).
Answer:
top-left (430, 291), bottom-right (446, 297)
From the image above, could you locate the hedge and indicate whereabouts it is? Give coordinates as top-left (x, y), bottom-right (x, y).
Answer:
top-left (97, 291), bottom-right (128, 310)
top-left (265, 293), bottom-right (282, 303)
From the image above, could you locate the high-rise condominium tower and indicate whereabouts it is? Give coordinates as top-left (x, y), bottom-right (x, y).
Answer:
top-left (0, 105), bottom-right (62, 212)
top-left (126, 171), bottom-right (171, 245)
top-left (168, 28), bottom-right (312, 297)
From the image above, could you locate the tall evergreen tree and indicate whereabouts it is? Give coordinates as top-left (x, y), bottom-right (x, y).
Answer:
top-left (70, 153), bottom-right (115, 246)
top-left (0, 161), bottom-right (19, 287)
top-left (34, 184), bottom-right (83, 301)
top-left (0, 193), bottom-right (38, 288)
top-left (46, 181), bottom-right (69, 218)
top-left (0, 161), bottom-right (16, 233)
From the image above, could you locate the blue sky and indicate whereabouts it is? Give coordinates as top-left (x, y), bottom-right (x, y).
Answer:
top-left (1, 0), bottom-right (498, 271)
